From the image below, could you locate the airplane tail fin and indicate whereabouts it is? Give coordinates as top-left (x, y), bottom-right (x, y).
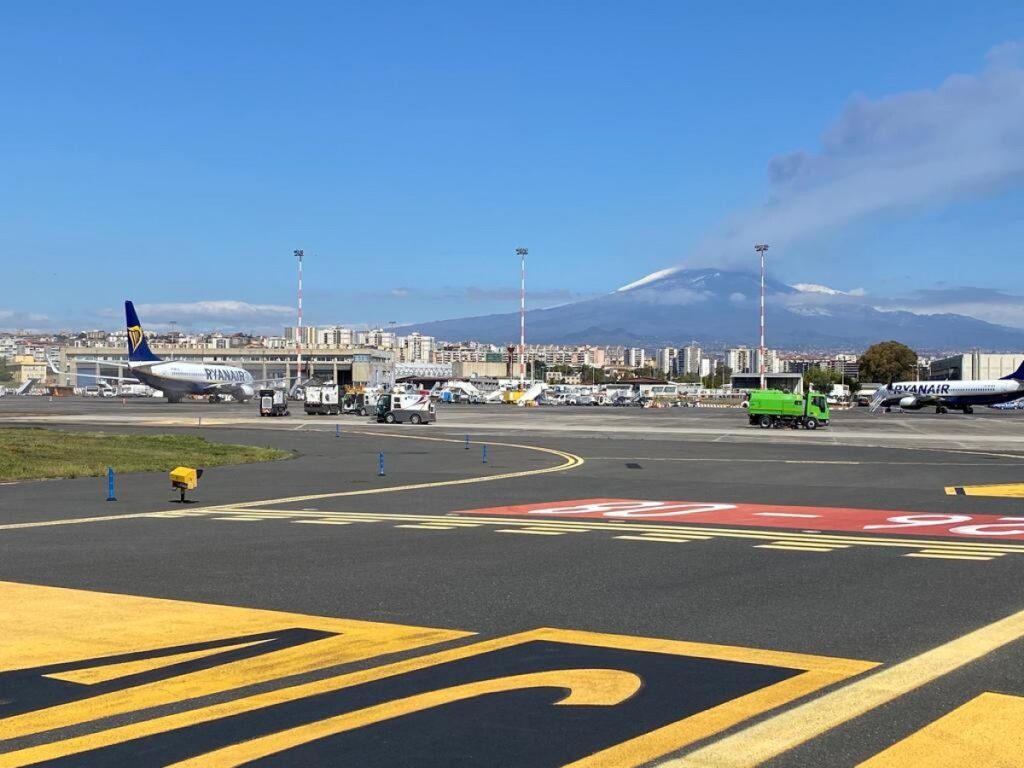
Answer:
top-left (1001, 360), bottom-right (1024, 381)
top-left (125, 301), bottom-right (161, 363)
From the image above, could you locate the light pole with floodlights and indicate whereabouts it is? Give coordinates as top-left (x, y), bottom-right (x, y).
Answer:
top-left (755, 244), bottom-right (769, 390)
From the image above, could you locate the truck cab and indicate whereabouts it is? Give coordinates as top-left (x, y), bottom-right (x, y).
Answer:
top-left (259, 389), bottom-right (290, 417)
top-left (747, 389), bottom-right (830, 430)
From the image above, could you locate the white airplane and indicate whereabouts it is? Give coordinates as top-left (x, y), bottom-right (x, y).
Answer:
top-left (74, 301), bottom-right (275, 404)
top-left (869, 362), bottom-right (1024, 414)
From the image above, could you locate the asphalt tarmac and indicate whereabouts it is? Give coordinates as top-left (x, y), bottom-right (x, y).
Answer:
top-left (3, 396), bottom-right (1024, 766)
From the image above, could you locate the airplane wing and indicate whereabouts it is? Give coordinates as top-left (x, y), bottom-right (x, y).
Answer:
top-left (72, 371), bottom-right (141, 384)
top-left (70, 359), bottom-right (135, 369)
top-left (869, 387), bottom-right (941, 412)
top-left (200, 377), bottom-right (284, 393)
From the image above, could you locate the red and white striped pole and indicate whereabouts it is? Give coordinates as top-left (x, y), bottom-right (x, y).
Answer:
top-left (516, 247), bottom-right (528, 385)
top-left (755, 243), bottom-right (769, 390)
top-left (294, 249), bottom-right (304, 382)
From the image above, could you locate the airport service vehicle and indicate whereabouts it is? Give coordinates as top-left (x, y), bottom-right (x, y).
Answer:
top-left (375, 391), bottom-right (436, 424)
top-left (747, 389), bottom-right (830, 429)
top-left (72, 301), bottom-right (273, 404)
top-left (259, 389), bottom-right (289, 417)
top-left (343, 391), bottom-right (381, 417)
top-left (304, 384), bottom-right (341, 415)
top-left (869, 361), bottom-right (1024, 414)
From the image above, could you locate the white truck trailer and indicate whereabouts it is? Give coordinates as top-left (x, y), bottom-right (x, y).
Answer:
top-left (375, 391), bottom-right (436, 424)
top-left (304, 384), bottom-right (341, 415)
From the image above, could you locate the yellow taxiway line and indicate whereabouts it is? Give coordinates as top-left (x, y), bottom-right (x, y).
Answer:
top-left (658, 605), bottom-right (1024, 767)
top-left (225, 430), bottom-right (584, 509)
top-left (0, 433), bottom-right (584, 532)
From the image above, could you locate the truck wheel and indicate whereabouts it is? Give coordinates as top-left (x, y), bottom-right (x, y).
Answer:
top-left (410, 414), bottom-right (422, 425)
top-left (805, 417), bottom-right (818, 430)
top-left (758, 415), bottom-right (772, 429)
top-left (360, 407), bottom-right (368, 417)
top-left (384, 413), bottom-right (396, 424)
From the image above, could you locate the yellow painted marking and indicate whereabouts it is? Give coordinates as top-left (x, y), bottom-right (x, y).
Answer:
top-left (616, 535), bottom-right (694, 543)
top-left (291, 520), bottom-right (353, 525)
top-left (0, 581), bottom-right (470, 743)
top-left (394, 524), bottom-right (458, 530)
top-left (905, 553), bottom-right (993, 561)
top-left (659, 606), bottom-right (1024, 767)
top-left (45, 640), bottom-right (270, 685)
top-left (1, 627), bottom-right (873, 768)
top-left (212, 517), bottom-right (265, 522)
top-left (0, 512), bottom-right (160, 530)
top-left (945, 482), bottom-right (1024, 498)
top-left (916, 549), bottom-right (1004, 557)
top-left (756, 544), bottom-right (836, 553)
top-left (167, 669), bottom-right (643, 768)
top-left (442, 515), bottom-right (1024, 553)
top-left (495, 528), bottom-right (566, 535)
top-left (224, 430), bottom-right (583, 508)
top-left (858, 691), bottom-right (1024, 766)
top-left (0, 434), bottom-right (583, 533)
top-left (196, 508), bottom-right (1024, 561)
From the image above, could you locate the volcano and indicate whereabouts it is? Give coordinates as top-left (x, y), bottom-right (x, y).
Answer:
top-left (401, 267), bottom-right (1024, 350)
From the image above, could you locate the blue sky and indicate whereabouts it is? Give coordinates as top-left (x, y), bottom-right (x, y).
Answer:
top-left (2, 2), bottom-right (1023, 332)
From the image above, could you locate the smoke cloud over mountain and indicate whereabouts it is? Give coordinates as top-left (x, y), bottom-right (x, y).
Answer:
top-left (692, 40), bottom-right (1024, 263)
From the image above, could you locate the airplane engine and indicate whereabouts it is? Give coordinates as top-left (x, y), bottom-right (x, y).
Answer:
top-left (898, 396), bottom-right (922, 409)
top-left (236, 383), bottom-right (256, 402)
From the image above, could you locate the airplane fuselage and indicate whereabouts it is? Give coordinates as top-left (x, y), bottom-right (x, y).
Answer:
top-left (129, 361), bottom-right (255, 400)
top-left (885, 379), bottom-right (1024, 410)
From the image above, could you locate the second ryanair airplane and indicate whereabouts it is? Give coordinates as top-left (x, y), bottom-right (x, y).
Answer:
top-left (870, 362), bottom-right (1024, 414)
top-left (82, 301), bottom-right (271, 403)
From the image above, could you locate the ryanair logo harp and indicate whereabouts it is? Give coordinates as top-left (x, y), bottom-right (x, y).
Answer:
top-left (127, 325), bottom-right (143, 353)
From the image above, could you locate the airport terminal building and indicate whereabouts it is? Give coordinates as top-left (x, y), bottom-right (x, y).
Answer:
top-left (929, 353), bottom-right (1024, 380)
top-left (58, 346), bottom-right (394, 389)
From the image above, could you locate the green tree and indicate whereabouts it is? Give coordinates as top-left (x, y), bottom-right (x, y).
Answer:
top-left (634, 365), bottom-right (662, 379)
top-left (0, 358), bottom-right (12, 383)
top-left (578, 365), bottom-right (606, 384)
top-left (673, 372), bottom-right (702, 384)
top-left (803, 367), bottom-right (841, 393)
top-left (859, 341), bottom-right (918, 384)
top-left (702, 364), bottom-right (732, 389)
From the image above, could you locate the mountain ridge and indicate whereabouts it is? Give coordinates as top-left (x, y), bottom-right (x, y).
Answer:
top-left (401, 268), bottom-right (1024, 350)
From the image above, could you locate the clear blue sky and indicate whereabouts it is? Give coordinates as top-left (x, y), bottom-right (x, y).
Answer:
top-left (3, 2), bottom-right (1023, 332)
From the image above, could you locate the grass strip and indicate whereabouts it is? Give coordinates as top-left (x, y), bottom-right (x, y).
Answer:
top-left (0, 427), bottom-right (290, 481)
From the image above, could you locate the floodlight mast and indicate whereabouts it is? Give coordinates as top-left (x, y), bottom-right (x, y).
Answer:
top-left (294, 249), bottom-right (304, 384)
top-left (516, 247), bottom-right (528, 385)
top-left (755, 243), bottom-right (769, 390)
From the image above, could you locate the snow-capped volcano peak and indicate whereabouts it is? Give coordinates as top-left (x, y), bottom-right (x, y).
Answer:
top-left (617, 266), bottom-right (684, 292)
top-left (791, 283), bottom-right (866, 297)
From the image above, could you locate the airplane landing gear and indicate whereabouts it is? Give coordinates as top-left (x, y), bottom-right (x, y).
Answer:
top-left (209, 394), bottom-right (221, 404)
top-left (963, 405), bottom-right (974, 414)
top-left (936, 405), bottom-right (948, 414)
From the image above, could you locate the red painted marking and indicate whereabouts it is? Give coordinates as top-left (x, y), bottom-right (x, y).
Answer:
top-left (459, 498), bottom-right (1024, 541)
